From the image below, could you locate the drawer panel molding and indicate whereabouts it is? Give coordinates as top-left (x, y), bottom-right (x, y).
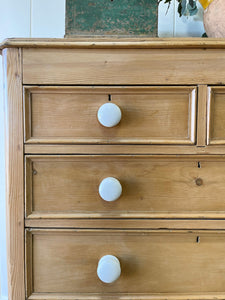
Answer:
top-left (24, 86), bottom-right (196, 145)
top-left (26, 229), bottom-right (225, 298)
top-left (26, 155), bottom-right (225, 219)
top-left (207, 87), bottom-right (225, 145)
top-left (4, 38), bottom-right (225, 300)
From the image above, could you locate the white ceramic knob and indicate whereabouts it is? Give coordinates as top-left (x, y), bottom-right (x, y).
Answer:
top-left (99, 177), bottom-right (122, 202)
top-left (97, 103), bottom-right (122, 127)
top-left (97, 255), bottom-right (121, 283)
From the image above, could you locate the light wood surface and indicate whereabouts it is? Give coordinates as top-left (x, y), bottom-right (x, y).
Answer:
top-left (3, 39), bottom-right (225, 300)
top-left (26, 229), bottom-right (225, 296)
top-left (207, 87), bottom-right (225, 145)
top-left (27, 293), bottom-right (225, 300)
top-left (23, 144), bottom-right (225, 155)
top-left (26, 155), bottom-right (225, 219)
top-left (3, 48), bottom-right (25, 300)
top-left (197, 85), bottom-right (207, 146)
top-left (24, 86), bottom-right (196, 145)
top-left (3, 37), bottom-right (225, 51)
top-left (25, 228), bottom-right (33, 298)
top-left (25, 218), bottom-right (225, 230)
top-left (23, 48), bottom-right (225, 85)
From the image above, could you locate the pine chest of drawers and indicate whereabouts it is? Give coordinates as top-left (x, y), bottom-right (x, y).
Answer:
top-left (2, 38), bottom-right (225, 300)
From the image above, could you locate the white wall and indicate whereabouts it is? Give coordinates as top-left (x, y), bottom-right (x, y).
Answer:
top-left (0, 1), bottom-right (31, 296)
top-left (0, 1), bottom-right (204, 299)
top-left (0, 1), bottom-right (65, 299)
top-left (158, 0), bottom-right (205, 37)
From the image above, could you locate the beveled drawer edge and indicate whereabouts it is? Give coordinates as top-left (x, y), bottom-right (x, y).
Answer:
top-left (23, 85), bottom-right (197, 93)
top-left (207, 86), bottom-right (225, 145)
top-left (24, 138), bottom-right (196, 145)
top-left (25, 155), bottom-right (225, 221)
top-left (25, 212), bottom-right (225, 220)
top-left (25, 219), bottom-right (225, 230)
top-left (26, 229), bottom-right (225, 299)
top-left (23, 85), bottom-right (197, 145)
top-left (27, 292), bottom-right (225, 300)
top-left (22, 144), bottom-right (218, 155)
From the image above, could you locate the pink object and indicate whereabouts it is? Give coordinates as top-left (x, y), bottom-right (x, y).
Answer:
top-left (204, 0), bottom-right (225, 37)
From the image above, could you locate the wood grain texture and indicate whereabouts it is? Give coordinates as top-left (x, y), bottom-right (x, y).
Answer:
top-left (25, 218), bottom-right (225, 230)
top-left (24, 86), bottom-right (196, 145)
top-left (26, 229), bottom-right (225, 296)
top-left (4, 39), bottom-right (225, 300)
top-left (25, 231), bottom-right (33, 298)
top-left (22, 48), bottom-right (225, 85)
top-left (26, 155), bottom-right (225, 219)
top-left (25, 144), bottom-right (225, 155)
top-left (3, 48), bottom-right (25, 300)
top-left (207, 87), bottom-right (225, 145)
top-left (197, 85), bottom-right (207, 146)
top-left (27, 293), bottom-right (225, 300)
top-left (25, 157), bottom-right (33, 222)
top-left (3, 38), bottom-right (225, 51)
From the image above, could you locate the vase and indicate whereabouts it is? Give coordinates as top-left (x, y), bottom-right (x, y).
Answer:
top-left (199, 0), bottom-right (225, 37)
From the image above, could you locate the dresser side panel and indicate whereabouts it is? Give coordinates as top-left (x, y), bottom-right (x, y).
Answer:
top-left (3, 48), bottom-right (25, 300)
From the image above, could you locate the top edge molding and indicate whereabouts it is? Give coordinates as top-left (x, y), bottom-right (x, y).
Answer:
top-left (1, 38), bottom-right (225, 52)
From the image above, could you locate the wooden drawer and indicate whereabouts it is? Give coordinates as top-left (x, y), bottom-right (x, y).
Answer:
top-left (207, 87), bottom-right (225, 145)
top-left (24, 86), bottom-right (196, 145)
top-left (26, 155), bottom-right (225, 219)
top-left (5, 40), bottom-right (225, 300)
top-left (22, 47), bottom-right (225, 85)
top-left (26, 229), bottom-right (225, 298)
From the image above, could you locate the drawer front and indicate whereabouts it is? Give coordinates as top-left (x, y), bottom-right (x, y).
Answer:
top-left (23, 48), bottom-right (225, 85)
top-left (207, 87), bottom-right (225, 145)
top-left (26, 155), bottom-right (225, 219)
top-left (26, 229), bottom-right (225, 297)
top-left (24, 86), bottom-right (196, 145)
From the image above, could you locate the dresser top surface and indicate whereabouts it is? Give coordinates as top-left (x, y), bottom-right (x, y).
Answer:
top-left (1, 37), bottom-right (225, 51)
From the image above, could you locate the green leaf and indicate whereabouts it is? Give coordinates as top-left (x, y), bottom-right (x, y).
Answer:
top-left (189, 7), bottom-right (198, 15)
top-left (189, 0), bottom-right (194, 7)
top-left (187, 1), bottom-right (198, 15)
top-left (177, 0), bottom-right (187, 16)
top-left (178, 2), bottom-right (182, 16)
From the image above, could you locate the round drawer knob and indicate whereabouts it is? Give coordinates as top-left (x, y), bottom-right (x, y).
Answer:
top-left (97, 103), bottom-right (122, 127)
top-left (99, 177), bottom-right (122, 202)
top-left (97, 255), bottom-right (121, 283)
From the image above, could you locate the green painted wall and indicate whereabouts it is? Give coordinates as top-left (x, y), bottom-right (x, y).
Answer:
top-left (66, 0), bottom-right (158, 36)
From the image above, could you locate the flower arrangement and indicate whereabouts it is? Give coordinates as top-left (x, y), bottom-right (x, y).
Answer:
top-left (158, 0), bottom-right (199, 16)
